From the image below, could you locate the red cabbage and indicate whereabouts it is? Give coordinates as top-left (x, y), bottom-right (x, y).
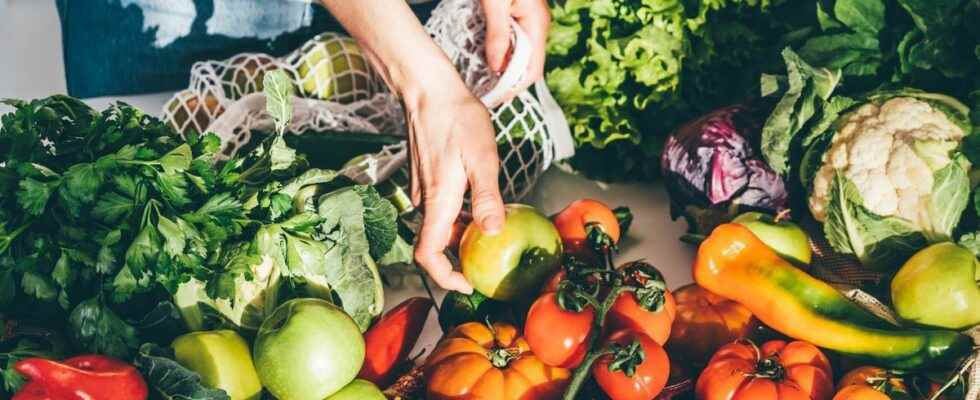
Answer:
top-left (660, 105), bottom-right (787, 241)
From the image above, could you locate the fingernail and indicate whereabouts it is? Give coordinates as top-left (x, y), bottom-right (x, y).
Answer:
top-left (481, 214), bottom-right (504, 235)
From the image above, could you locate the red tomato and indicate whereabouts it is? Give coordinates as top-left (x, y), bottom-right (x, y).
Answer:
top-left (553, 199), bottom-right (621, 255)
top-left (607, 290), bottom-right (677, 345)
top-left (525, 292), bottom-right (595, 368)
top-left (593, 330), bottom-right (670, 400)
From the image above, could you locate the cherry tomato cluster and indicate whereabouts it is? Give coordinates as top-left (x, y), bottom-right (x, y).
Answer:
top-left (525, 199), bottom-right (675, 400)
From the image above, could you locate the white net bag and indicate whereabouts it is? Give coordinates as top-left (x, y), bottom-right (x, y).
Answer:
top-left (161, 0), bottom-right (574, 203)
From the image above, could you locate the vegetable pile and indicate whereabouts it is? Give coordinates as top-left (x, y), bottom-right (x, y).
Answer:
top-left (0, 72), bottom-right (408, 398)
top-left (550, 0), bottom-right (980, 181)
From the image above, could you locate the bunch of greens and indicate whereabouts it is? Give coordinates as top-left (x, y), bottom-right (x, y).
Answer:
top-left (0, 72), bottom-right (404, 369)
top-left (546, 0), bottom-right (802, 180)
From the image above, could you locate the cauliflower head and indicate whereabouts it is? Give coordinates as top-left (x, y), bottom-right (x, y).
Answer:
top-left (810, 97), bottom-right (966, 232)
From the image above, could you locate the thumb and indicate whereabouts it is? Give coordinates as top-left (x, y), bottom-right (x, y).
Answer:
top-left (468, 159), bottom-right (506, 235)
top-left (482, 0), bottom-right (513, 73)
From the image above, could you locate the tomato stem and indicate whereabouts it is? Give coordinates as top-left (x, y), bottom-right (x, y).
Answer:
top-left (562, 285), bottom-right (633, 400)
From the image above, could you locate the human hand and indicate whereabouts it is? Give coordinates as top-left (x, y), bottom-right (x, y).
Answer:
top-left (482, 0), bottom-right (551, 93)
top-left (407, 85), bottom-right (505, 295)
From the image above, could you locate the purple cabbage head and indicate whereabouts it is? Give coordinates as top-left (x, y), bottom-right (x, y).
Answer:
top-left (660, 105), bottom-right (787, 240)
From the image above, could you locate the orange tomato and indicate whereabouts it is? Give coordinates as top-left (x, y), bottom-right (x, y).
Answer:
top-left (667, 284), bottom-right (758, 365)
top-left (525, 292), bottom-right (594, 368)
top-left (696, 340), bottom-right (834, 400)
top-left (553, 199), bottom-right (621, 255)
top-left (607, 290), bottom-right (676, 345)
top-left (593, 330), bottom-right (671, 400)
top-left (833, 367), bottom-right (907, 400)
top-left (424, 322), bottom-right (570, 400)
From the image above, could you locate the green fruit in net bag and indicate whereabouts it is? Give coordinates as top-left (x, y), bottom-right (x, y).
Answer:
top-left (297, 33), bottom-right (373, 103)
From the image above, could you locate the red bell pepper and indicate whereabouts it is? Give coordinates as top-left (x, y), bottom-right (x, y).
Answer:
top-left (13, 355), bottom-right (148, 400)
top-left (358, 297), bottom-right (434, 387)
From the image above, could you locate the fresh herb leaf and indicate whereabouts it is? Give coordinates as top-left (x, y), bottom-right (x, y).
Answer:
top-left (834, 0), bottom-right (885, 35)
top-left (67, 297), bottom-right (140, 359)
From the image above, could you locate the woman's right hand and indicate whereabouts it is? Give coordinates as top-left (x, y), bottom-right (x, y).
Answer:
top-left (403, 81), bottom-right (505, 294)
top-left (319, 0), bottom-right (507, 293)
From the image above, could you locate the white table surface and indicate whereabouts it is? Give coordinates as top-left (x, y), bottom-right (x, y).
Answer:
top-left (0, 0), bottom-right (694, 358)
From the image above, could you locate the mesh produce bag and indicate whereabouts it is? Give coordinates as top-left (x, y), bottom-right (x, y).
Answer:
top-left (161, 0), bottom-right (574, 203)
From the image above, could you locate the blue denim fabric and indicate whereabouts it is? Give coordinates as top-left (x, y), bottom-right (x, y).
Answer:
top-left (55, 0), bottom-right (435, 98)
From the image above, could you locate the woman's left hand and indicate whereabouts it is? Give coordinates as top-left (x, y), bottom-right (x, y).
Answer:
top-left (481, 0), bottom-right (551, 93)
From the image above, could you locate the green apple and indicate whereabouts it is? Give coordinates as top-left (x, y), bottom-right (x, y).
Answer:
top-left (460, 204), bottom-right (562, 301)
top-left (732, 212), bottom-right (812, 266)
top-left (891, 242), bottom-right (980, 330)
top-left (297, 33), bottom-right (370, 102)
top-left (172, 330), bottom-right (262, 400)
top-left (325, 379), bottom-right (385, 400)
top-left (253, 298), bottom-right (365, 400)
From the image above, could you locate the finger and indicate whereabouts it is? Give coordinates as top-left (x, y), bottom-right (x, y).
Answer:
top-left (466, 149), bottom-right (505, 235)
top-left (415, 181), bottom-right (472, 293)
top-left (514, 2), bottom-right (550, 88)
top-left (481, 0), bottom-right (513, 73)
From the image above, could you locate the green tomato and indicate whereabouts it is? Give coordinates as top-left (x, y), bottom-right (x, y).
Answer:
top-left (460, 204), bottom-right (562, 301)
top-left (253, 298), bottom-right (365, 400)
top-left (733, 212), bottom-right (812, 266)
top-left (324, 379), bottom-right (385, 400)
top-left (892, 242), bottom-right (980, 330)
top-left (172, 330), bottom-right (262, 400)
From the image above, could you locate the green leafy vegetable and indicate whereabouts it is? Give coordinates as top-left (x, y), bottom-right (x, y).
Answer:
top-left (0, 95), bottom-right (404, 356)
top-left (133, 343), bottom-right (231, 400)
top-left (317, 188), bottom-right (385, 331)
top-left (67, 297), bottom-right (140, 359)
top-left (264, 70), bottom-right (295, 137)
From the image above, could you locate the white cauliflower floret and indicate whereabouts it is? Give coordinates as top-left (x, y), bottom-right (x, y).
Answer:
top-left (809, 97), bottom-right (966, 232)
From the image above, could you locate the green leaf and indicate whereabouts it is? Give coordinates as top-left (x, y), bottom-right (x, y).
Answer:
top-left (926, 159), bottom-right (970, 241)
top-left (269, 136), bottom-right (297, 172)
top-left (816, 2), bottom-right (844, 30)
top-left (834, 0), bottom-right (885, 35)
top-left (133, 343), bottom-right (231, 400)
top-left (317, 188), bottom-right (385, 331)
top-left (155, 171), bottom-right (191, 208)
top-left (824, 172), bottom-right (928, 271)
top-left (96, 230), bottom-right (121, 275)
top-left (21, 271), bottom-right (57, 302)
top-left (67, 297), bottom-right (140, 359)
top-left (17, 178), bottom-right (58, 216)
top-left (353, 185), bottom-right (398, 260)
top-left (158, 144), bottom-right (193, 174)
top-left (263, 70), bottom-right (295, 136)
top-left (158, 215), bottom-right (187, 256)
top-left (761, 48), bottom-right (841, 176)
top-left (93, 192), bottom-right (134, 223)
top-left (52, 251), bottom-right (75, 289)
top-left (125, 224), bottom-right (161, 278)
top-left (195, 193), bottom-right (243, 221)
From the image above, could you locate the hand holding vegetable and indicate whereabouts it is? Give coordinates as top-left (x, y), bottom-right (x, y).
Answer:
top-left (320, 0), bottom-right (508, 294)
